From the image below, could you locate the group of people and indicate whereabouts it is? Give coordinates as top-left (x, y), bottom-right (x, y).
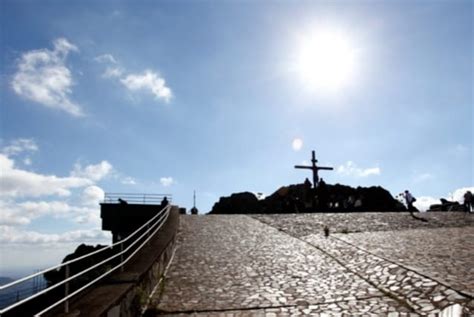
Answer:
top-left (403, 189), bottom-right (473, 213)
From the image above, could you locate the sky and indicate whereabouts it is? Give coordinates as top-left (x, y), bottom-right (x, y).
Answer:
top-left (0, 0), bottom-right (472, 276)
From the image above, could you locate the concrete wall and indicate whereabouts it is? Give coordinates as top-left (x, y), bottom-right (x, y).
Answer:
top-left (46, 206), bottom-right (180, 317)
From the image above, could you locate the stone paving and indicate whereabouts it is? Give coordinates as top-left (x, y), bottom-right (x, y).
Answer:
top-left (303, 234), bottom-right (473, 315)
top-left (251, 212), bottom-right (474, 237)
top-left (334, 227), bottom-right (474, 295)
top-left (149, 215), bottom-right (410, 315)
top-left (148, 213), bottom-right (474, 316)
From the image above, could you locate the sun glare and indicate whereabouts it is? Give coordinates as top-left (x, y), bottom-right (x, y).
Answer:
top-left (296, 30), bottom-right (355, 92)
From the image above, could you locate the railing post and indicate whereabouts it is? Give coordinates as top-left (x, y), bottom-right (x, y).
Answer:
top-left (64, 265), bottom-right (70, 313)
top-left (120, 241), bottom-right (124, 273)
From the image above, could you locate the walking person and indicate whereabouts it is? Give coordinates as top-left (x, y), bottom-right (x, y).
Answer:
top-left (403, 190), bottom-right (427, 222)
top-left (404, 190), bottom-right (416, 212)
top-left (464, 191), bottom-right (473, 213)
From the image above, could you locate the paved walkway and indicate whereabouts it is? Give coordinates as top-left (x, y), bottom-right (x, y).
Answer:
top-left (147, 214), bottom-right (473, 316)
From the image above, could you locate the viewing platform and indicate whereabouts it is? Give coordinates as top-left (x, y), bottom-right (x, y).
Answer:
top-left (101, 193), bottom-right (172, 243)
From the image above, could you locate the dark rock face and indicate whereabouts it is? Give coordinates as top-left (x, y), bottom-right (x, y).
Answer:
top-left (43, 244), bottom-right (113, 287)
top-left (429, 198), bottom-right (464, 212)
top-left (210, 192), bottom-right (261, 214)
top-left (209, 183), bottom-right (406, 214)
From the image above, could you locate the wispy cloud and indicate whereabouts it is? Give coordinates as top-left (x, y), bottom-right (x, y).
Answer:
top-left (95, 53), bottom-right (172, 103)
top-left (336, 161), bottom-right (380, 178)
top-left (121, 177), bottom-right (137, 185)
top-left (413, 172), bottom-right (434, 183)
top-left (94, 54), bottom-right (118, 64)
top-left (2, 138), bottom-right (38, 156)
top-left (160, 177), bottom-right (174, 187)
top-left (11, 38), bottom-right (83, 117)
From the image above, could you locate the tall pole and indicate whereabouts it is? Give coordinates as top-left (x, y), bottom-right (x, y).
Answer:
top-left (311, 150), bottom-right (318, 187)
top-left (193, 190), bottom-right (196, 208)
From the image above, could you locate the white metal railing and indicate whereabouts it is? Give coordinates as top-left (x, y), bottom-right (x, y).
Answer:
top-left (103, 193), bottom-right (172, 205)
top-left (0, 204), bottom-right (171, 317)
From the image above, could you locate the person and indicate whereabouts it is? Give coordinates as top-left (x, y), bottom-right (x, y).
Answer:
top-left (160, 196), bottom-right (169, 209)
top-left (464, 191), bottom-right (473, 213)
top-left (404, 190), bottom-right (416, 212)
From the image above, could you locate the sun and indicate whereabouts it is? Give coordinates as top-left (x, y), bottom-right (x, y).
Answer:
top-left (296, 29), bottom-right (355, 92)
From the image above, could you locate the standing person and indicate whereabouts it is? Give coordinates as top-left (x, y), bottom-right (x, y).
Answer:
top-left (464, 191), bottom-right (473, 213)
top-left (404, 190), bottom-right (416, 212)
top-left (160, 196), bottom-right (169, 209)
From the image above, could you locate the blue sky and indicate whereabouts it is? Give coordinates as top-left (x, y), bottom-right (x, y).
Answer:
top-left (0, 0), bottom-right (472, 275)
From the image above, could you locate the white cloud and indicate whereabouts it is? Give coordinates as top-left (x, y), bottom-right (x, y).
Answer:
top-left (2, 138), bottom-right (38, 156)
top-left (121, 70), bottom-right (172, 102)
top-left (0, 154), bottom-right (92, 198)
top-left (81, 185), bottom-right (104, 206)
top-left (0, 198), bottom-right (100, 226)
top-left (336, 161), bottom-right (380, 178)
top-left (0, 226), bottom-right (110, 245)
top-left (449, 186), bottom-right (474, 202)
top-left (292, 138), bottom-right (303, 151)
top-left (95, 54), bottom-right (172, 103)
top-left (413, 196), bottom-right (441, 212)
top-left (160, 177), bottom-right (174, 187)
top-left (11, 38), bottom-right (83, 117)
top-left (71, 161), bottom-right (113, 182)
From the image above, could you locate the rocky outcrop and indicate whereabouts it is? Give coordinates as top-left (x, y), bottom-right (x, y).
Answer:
top-left (428, 198), bottom-right (464, 212)
top-left (210, 192), bottom-right (261, 214)
top-left (209, 183), bottom-right (407, 214)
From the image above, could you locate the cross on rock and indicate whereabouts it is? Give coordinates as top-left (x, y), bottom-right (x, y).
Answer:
top-left (294, 150), bottom-right (334, 188)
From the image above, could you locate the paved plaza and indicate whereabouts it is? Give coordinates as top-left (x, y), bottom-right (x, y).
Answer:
top-left (147, 212), bottom-right (474, 316)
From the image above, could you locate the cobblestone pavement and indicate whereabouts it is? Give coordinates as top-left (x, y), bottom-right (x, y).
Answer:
top-left (335, 227), bottom-right (474, 295)
top-left (148, 213), bottom-right (473, 316)
top-left (149, 215), bottom-right (410, 315)
top-left (251, 212), bottom-right (474, 237)
top-left (303, 234), bottom-right (473, 315)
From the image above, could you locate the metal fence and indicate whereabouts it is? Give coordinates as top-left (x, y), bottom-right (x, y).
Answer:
top-left (0, 204), bottom-right (171, 317)
top-left (103, 193), bottom-right (172, 205)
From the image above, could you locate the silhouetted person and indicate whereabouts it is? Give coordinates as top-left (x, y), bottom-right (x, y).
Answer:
top-left (160, 196), bottom-right (169, 209)
top-left (118, 198), bottom-right (128, 205)
top-left (404, 190), bottom-right (427, 222)
top-left (324, 225), bottom-right (330, 238)
top-left (464, 191), bottom-right (473, 213)
top-left (404, 190), bottom-right (416, 211)
top-left (317, 178), bottom-right (328, 210)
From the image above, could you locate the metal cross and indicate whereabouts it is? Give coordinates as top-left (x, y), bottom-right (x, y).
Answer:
top-left (294, 150), bottom-right (333, 188)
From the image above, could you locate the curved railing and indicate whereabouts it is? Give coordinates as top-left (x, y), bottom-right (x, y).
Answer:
top-left (0, 204), bottom-right (171, 317)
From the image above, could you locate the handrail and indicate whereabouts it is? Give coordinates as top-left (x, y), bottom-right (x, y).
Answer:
top-left (0, 204), bottom-right (171, 315)
top-left (103, 193), bottom-right (172, 205)
top-left (0, 204), bottom-right (169, 292)
top-left (34, 209), bottom-right (170, 316)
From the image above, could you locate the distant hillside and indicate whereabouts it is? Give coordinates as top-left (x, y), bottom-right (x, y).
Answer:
top-left (210, 182), bottom-right (408, 214)
top-left (0, 276), bottom-right (14, 286)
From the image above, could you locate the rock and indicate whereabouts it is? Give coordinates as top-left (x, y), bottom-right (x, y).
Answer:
top-left (209, 182), bottom-right (407, 214)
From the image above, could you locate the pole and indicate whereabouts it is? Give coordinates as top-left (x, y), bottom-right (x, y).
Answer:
top-left (64, 265), bottom-right (70, 313)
